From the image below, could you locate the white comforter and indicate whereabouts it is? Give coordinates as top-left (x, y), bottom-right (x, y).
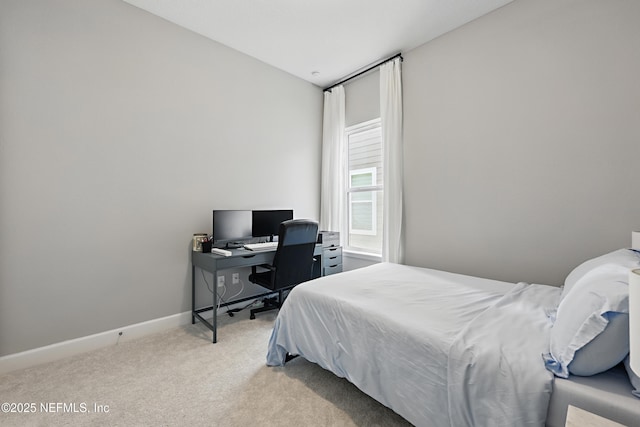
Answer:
top-left (266, 262), bottom-right (560, 427)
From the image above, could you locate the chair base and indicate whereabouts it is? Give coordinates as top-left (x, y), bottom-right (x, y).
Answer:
top-left (249, 289), bottom-right (293, 319)
top-left (249, 295), bottom-right (281, 319)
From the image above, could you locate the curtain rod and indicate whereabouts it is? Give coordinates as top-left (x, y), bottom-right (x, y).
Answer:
top-left (323, 53), bottom-right (403, 92)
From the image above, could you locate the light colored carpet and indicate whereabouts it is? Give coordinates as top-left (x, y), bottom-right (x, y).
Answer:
top-left (0, 312), bottom-right (412, 426)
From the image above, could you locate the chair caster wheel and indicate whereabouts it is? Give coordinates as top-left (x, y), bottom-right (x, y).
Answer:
top-left (250, 313), bottom-right (255, 320)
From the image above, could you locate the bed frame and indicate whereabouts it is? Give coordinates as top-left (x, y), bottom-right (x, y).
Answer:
top-left (546, 364), bottom-right (640, 427)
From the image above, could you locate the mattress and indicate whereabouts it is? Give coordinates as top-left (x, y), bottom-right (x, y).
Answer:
top-left (267, 262), bottom-right (562, 426)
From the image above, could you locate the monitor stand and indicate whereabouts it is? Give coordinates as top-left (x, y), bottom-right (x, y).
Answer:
top-left (225, 242), bottom-right (243, 249)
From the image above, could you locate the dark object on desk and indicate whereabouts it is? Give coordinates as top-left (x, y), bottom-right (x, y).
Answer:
top-left (201, 241), bottom-right (212, 253)
top-left (252, 209), bottom-right (294, 242)
top-left (249, 219), bottom-right (319, 319)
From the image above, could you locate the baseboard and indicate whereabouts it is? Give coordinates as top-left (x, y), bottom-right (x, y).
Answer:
top-left (0, 311), bottom-right (192, 376)
top-left (0, 297), bottom-right (264, 376)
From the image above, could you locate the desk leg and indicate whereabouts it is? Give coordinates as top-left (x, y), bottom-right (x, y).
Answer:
top-left (192, 262), bottom-right (218, 343)
top-left (192, 265), bottom-right (196, 324)
top-left (212, 266), bottom-right (217, 343)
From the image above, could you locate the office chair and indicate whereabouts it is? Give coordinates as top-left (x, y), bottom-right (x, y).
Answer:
top-left (249, 219), bottom-right (319, 319)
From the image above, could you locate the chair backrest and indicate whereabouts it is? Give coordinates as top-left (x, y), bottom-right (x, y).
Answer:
top-left (271, 219), bottom-right (319, 289)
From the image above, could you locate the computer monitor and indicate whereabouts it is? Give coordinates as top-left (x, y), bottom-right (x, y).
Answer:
top-left (212, 210), bottom-right (252, 248)
top-left (252, 210), bottom-right (294, 242)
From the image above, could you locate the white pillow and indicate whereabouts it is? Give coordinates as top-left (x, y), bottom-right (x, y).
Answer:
top-left (544, 263), bottom-right (630, 378)
top-left (624, 355), bottom-right (640, 398)
top-left (562, 249), bottom-right (640, 300)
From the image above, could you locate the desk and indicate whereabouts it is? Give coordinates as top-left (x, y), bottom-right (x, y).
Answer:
top-left (191, 245), bottom-right (324, 343)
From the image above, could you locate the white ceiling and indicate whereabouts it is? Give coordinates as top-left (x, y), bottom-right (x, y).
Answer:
top-left (123, 0), bottom-right (512, 88)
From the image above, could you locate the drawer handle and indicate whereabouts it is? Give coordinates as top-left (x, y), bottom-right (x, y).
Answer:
top-left (329, 264), bottom-right (338, 268)
top-left (327, 248), bottom-right (338, 252)
top-left (329, 256), bottom-right (337, 260)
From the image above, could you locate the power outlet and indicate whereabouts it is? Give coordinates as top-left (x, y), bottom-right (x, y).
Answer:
top-left (217, 275), bottom-right (225, 288)
top-left (232, 273), bottom-right (240, 284)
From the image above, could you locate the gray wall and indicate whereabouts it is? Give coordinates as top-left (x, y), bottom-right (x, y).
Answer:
top-left (0, 0), bottom-right (322, 356)
top-left (403, 0), bottom-right (640, 286)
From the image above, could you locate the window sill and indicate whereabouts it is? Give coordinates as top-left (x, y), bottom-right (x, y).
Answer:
top-left (343, 250), bottom-right (382, 263)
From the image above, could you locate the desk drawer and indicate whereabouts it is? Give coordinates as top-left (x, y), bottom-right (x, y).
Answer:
top-left (323, 264), bottom-right (343, 276)
top-left (318, 230), bottom-right (340, 248)
top-left (323, 247), bottom-right (342, 267)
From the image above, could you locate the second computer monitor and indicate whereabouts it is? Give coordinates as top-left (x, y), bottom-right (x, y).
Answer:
top-left (252, 210), bottom-right (293, 241)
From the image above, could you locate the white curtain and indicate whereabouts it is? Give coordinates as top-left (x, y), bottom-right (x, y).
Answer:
top-left (320, 85), bottom-right (345, 233)
top-left (380, 57), bottom-right (404, 263)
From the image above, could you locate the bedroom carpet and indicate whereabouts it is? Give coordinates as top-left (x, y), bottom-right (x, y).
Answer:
top-left (0, 312), bottom-right (412, 426)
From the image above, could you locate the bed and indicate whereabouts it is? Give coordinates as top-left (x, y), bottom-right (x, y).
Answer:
top-left (266, 252), bottom-right (640, 427)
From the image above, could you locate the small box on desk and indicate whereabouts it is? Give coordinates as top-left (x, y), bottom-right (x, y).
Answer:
top-left (318, 231), bottom-right (340, 248)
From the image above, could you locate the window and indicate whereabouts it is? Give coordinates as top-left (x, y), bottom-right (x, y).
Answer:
top-left (349, 167), bottom-right (376, 235)
top-left (344, 119), bottom-right (383, 255)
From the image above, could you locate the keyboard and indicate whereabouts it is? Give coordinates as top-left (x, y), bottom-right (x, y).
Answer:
top-left (244, 241), bottom-right (278, 251)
